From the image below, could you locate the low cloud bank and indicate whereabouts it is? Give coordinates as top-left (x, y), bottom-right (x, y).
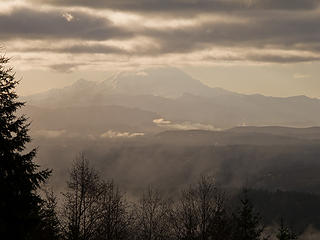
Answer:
top-left (33, 129), bottom-right (66, 138)
top-left (300, 226), bottom-right (320, 240)
top-left (100, 130), bottom-right (144, 138)
top-left (153, 118), bottom-right (218, 131)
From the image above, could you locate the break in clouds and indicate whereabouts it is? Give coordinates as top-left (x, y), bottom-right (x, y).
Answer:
top-left (1, 0), bottom-right (320, 71)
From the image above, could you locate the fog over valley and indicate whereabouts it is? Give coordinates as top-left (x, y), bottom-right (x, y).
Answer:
top-left (20, 68), bottom-right (320, 236)
top-left (22, 67), bottom-right (320, 195)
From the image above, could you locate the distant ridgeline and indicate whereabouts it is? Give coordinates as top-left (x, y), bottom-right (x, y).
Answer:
top-left (24, 67), bottom-right (320, 129)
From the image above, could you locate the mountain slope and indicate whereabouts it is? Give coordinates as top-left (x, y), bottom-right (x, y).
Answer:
top-left (24, 67), bottom-right (320, 128)
top-left (23, 105), bottom-right (160, 136)
top-left (155, 128), bottom-right (320, 146)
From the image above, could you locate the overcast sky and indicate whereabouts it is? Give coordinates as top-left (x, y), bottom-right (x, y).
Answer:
top-left (1, 0), bottom-right (320, 97)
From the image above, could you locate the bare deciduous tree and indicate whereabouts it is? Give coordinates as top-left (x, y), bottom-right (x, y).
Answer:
top-left (61, 154), bottom-right (102, 240)
top-left (61, 154), bottom-right (132, 240)
top-left (96, 180), bottom-right (131, 240)
top-left (133, 186), bottom-right (172, 240)
top-left (171, 176), bottom-right (230, 240)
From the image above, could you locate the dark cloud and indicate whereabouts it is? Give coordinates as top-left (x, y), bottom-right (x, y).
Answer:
top-left (246, 54), bottom-right (320, 63)
top-left (141, 13), bottom-right (320, 58)
top-left (29, 0), bottom-right (320, 13)
top-left (0, 7), bottom-right (133, 41)
top-left (3, 4), bottom-right (320, 64)
top-left (49, 63), bottom-right (84, 72)
top-left (20, 44), bottom-right (127, 55)
top-left (204, 54), bottom-right (320, 63)
top-left (57, 44), bottom-right (127, 54)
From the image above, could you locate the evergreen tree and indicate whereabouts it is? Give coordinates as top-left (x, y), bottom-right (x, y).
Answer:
top-left (232, 189), bottom-right (265, 240)
top-left (0, 56), bottom-right (51, 239)
top-left (276, 218), bottom-right (297, 240)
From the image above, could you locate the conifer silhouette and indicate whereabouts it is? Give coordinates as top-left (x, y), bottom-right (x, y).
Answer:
top-left (0, 56), bottom-right (51, 239)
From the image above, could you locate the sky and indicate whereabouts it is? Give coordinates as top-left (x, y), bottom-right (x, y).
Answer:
top-left (1, 0), bottom-right (320, 97)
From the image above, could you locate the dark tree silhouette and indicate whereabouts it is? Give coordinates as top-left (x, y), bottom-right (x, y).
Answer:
top-left (0, 55), bottom-right (51, 239)
top-left (35, 189), bottom-right (61, 240)
top-left (96, 180), bottom-right (131, 240)
top-left (133, 186), bottom-right (172, 240)
top-left (232, 189), bottom-right (266, 240)
top-left (172, 185), bottom-right (198, 240)
top-left (276, 218), bottom-right (297, 240)
top-left (62, 154), bottom-right (132, 240)
top-left (172, 176), bottom-right (230, 240)
top-left (62, 154), bottom-right (102, 240)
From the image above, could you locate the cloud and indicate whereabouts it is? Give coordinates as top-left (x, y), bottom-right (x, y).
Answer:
top-left (49, 63), bottom-right (84, 73)
top-left (33, 129), bottom-right (66, 138)
top-left (246, 54), bottom-right (320, 63)
top-left (2, 1), bottom-right (320, 65)
top-left (100, 130), bottom-right (144, 138)
top-left (153, 118), bottom-right (171, 125)
top-left (143, 13), bottom-right (320, 58)
top-left (62, 12), bottom-right (74, 22)
top-left (20, 43), bottom-right (127, 55)
top-left (153, 118), bottom-right (218, 131)
top-left (0, 7), bottom-right (133, 41)
top-left (203, 50), bottom-right (320, 64)
top-left (28, 0), bottom-right (320, 14)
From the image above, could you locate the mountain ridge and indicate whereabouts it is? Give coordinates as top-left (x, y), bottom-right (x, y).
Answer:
top-left (23, 67), bottom-right (320, 128)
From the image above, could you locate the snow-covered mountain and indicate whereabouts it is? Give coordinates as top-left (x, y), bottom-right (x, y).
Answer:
top-left (103, 67), bottom-right (234, 98)
top-left (24, 67), bottom-right (320, 129)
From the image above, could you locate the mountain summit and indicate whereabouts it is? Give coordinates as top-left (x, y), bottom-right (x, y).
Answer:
top-left (103, 67), bottom-right (233, 98)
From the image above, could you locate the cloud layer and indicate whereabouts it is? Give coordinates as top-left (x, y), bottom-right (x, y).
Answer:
top-left (28, 0), bottom-right (320, 13)
top-left (0, 8), bottom-right (132, 41)
top-left (153, 118), bottom-right (218, 131)
top-left (1, 0), bottom-right (320, 70)
top-left (100, 130), bottom-right (144, 138)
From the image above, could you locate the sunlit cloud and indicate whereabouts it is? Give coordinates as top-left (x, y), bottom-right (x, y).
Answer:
top-left (62, 12), bottom-right (74, 22)
top-left (153, 118), bottom-right (218, 131)
top-left (100, 130), bottom-right (145, 138)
